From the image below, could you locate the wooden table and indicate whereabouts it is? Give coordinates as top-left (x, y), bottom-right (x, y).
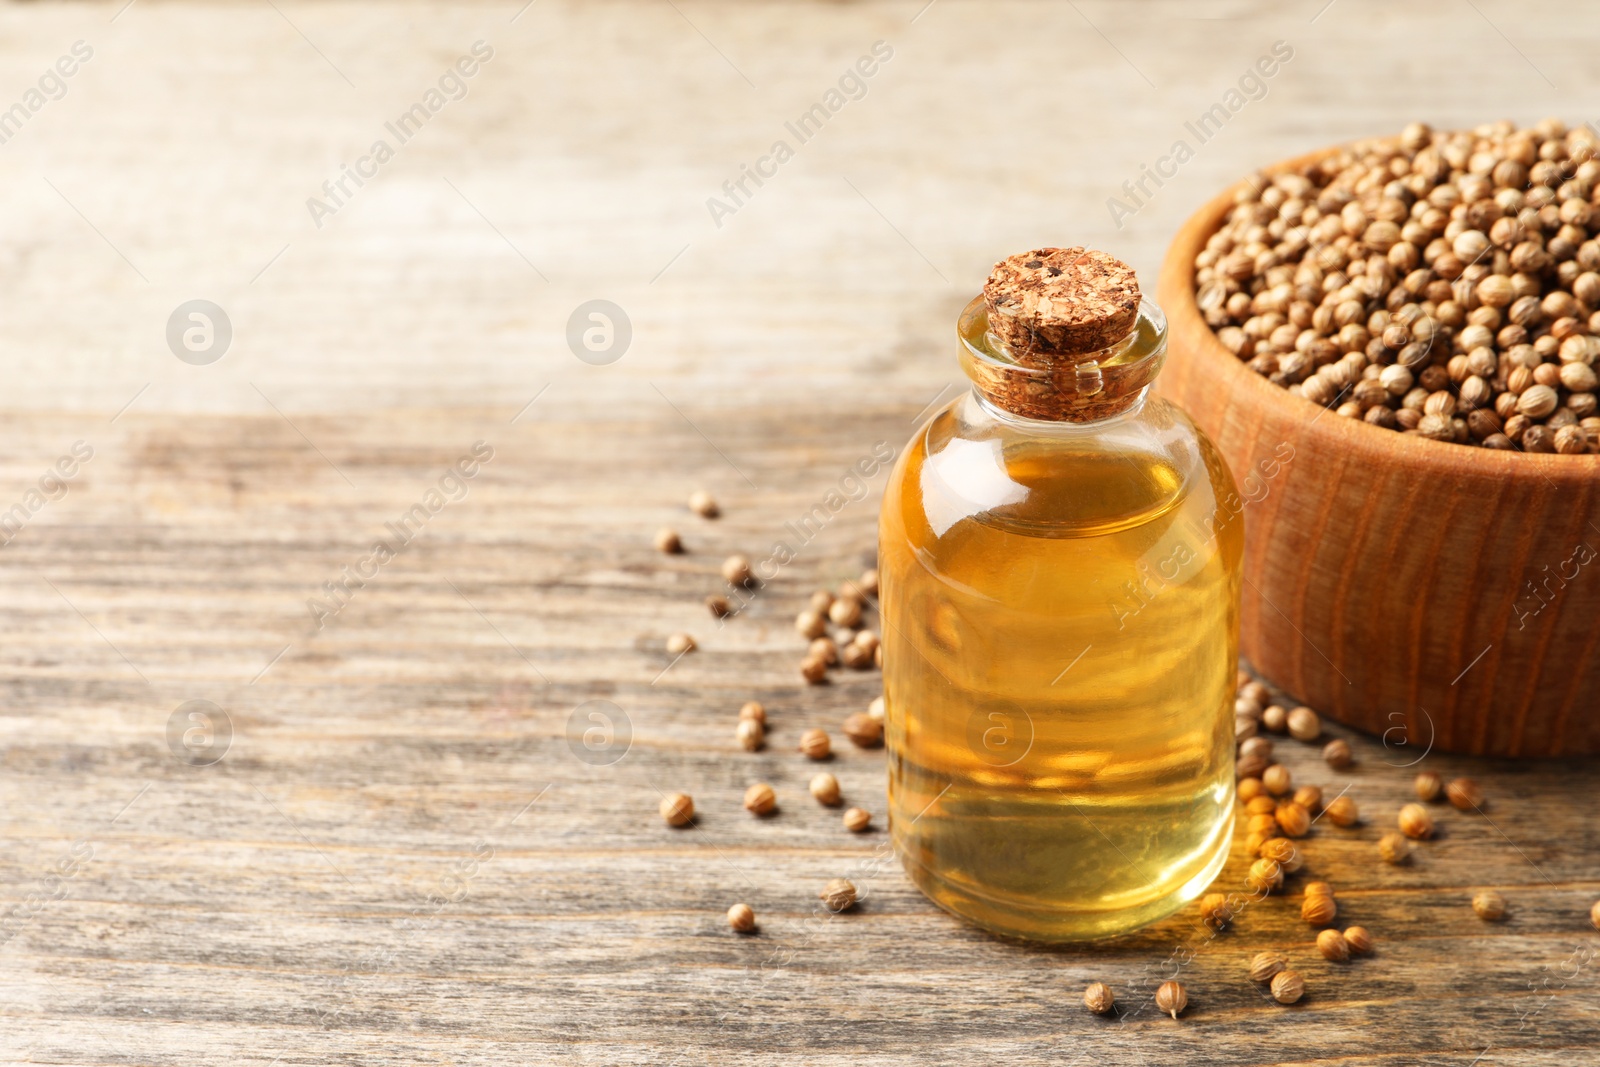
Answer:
top-left (2, 2), bottom-right (1597, 1063)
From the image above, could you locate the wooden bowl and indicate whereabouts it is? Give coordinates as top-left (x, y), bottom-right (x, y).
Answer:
top-left (1157, 151), bottom-right (1600, 757)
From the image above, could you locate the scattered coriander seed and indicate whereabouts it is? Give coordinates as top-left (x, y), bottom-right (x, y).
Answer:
top-left (1270, 970), bottom-right (1305, 1005)
top-left (1236, 714), bottom-right (1259, 741)
top-left (819, 877), bottom-right (857, 912)
top-left (799, 656), bottom-right (829, 685)
top-left (1398, 803), bottom-right (1435, 839)
top-left (1322, 738), bottom-right (1353, 769)
top-left (1246, 795), bottom-right (1278, 816)
top-left (1245, 831), bottom-right (1274, 855)
top-left (800, 728), bottom-right (832, 760)
top-left (858, 568), bottom-right (880, 596)
top-left (1240, 736), bottom-right (1275, 763)
top-left (706, 594), bottom-right (732, 619)
top-left (1155, 980), bottom-right (1187, 1020)
top-left (1084, 981), bottom-right (1115, 1015)
top-left (1236, 695), bottom-right (1264, 720)
top-left (1200, 892), bottom-right (1235, 930)
top-left (1259, 837), bottom-right (1302, 872)
top-left (726, 903), bottom-right (757, 933)
top-left (843, 712), bottom-right (883, 748)
top-left (1446, 777), bottom-right (1485, 811)
top-left (874, 645), bottom-right (882, 669)
top-left (1240, 680), bottom-right (1271, 707)
top-left (654, 527), bottom-right (683, 553)
top-left (853, 629), bottom-right (880, 654)
top-left (1378, 831), bottom-right (1413, 865)
top-left (1287, 706), bottom-right (1322, 741)
top-left (1238, 777), bottom-right (1265, 802)
top-left (809, 772), bottom-right (841, 806)
top-left (1589, 900), bottom-right (1600, 930)
top-left (1324, 795), bottom-right (1360, 827)
top-left (866, 696), bottom-right (886, 723)
top-left (828, 597), bottom-right (863, 628)
top-left (1304, 881), bottom-right (1334, 898)
top-left (743, 782), bottom-right (777, 816)
top-left (1472, 890), bottom-right (1507, 921)
top-left (1414, 771), bottom-right (1443, 802)
top-left (841, 642), bottom-right (874, 669)
top-left (1262, 764), bottom-right (1293, 796)
top-left (721, 554), bottom-right (753, 586)
top-left (736, 718), bottom-right (765, 751)
top-left (1293, 785), bottom-right (1323, 813)
top-left (1237, 751), bottom-right (1270, 779)
top-left (1262, 705), bottom-right (1288, 733)
top-left (809, 637), bottom-right (839, 665)
top-left (1317, 928), bottom-right (1351, 962)
top-left (795, 610), bottom-right (827, 640)
top-left (1302, 893), bottom-right (1338, 926)
top-left (1276, 801), bottom-right (1312, 838)
top-left (1343, 926), bottom-right (1373, 955)
top-left (1248, 813), bottom-right (1282, 837)
top-left (1248, 951), bottom-right (1287, 983)
top-left (739, 701), bottom-right (766, 724)
top-left (666, 632), bottom-right (696, 656)
top-left (688, 489), bottom-right (718, 518)
top-left (659, 793), bottom-right (694, 827)
top-left (843, 807), bottom-right (871, 832)
top-left (807, 590), bottom-right (835, 615)
top-left (1247, 857), bottom-right (1285, 894)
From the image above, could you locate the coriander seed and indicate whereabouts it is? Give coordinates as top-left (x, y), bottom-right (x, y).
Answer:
top-left (660, 793), bottom-right (694, 827)
top-left (800, 728), bottom-right (831, 760)
top-left (795, 610), bottom-right (827, 640)
top-left (727, 903), bottom-right (756, 933)
top-left (1262, 764), bottom-right (1292, 796)
top-left (1084, 982), bottom-right (1115, 1015)
top-left (809, 589), bottom-right (833, 613)
top-left (1238, 777), bottom-right (1265, 802)
top-left (1276, 801), bottom-right (1312, 838)
top-left (688, 489), bottom-right (718, 518)
top-left (828, 597), bottom-right (863, 628)
top-left (1343, 926), bottom-right (1373, 955)
top-left (1270, 971), bottom-right (1305, 1005)
top-left (743, 782), bottom-right (777, 816)
top-left (841, 642), bottom-right (873, 669)
top-left (1446, 776), bottom-right (1485, 811)
top-left (1293, 785), bottom-right (1323, 813)
top-left (1246, 795), bottom-right (1278, 816)
top-left (1322, 738), bottom-right (1353, 769)
top-left (843, 807), bottom-right (871, 833)
top-left (1378, 831), bottom-right (1412, 865)
top-left (859, 568), bottom-right (880, 596)
top-left (721, 554), bottom-right (753, 587)
top-left (799, 656), bottom-right (828, 685)
top-left (1240, 736), bottom-right (1275, 763)
top-left (666, 632), bottom-right (696, 656)
top-left (1317, 928), bottom-right (1351, 962)
top-left (1414, 771), bottom-right (1443, 802)
top-left (706, 594), bottom-right (732, 619)
top-left (843, 712), bottom-right (883, 748)
top-left (1324, 795), bottom-right (1360, 827)
top-left (809, 637), bottom-right (839, 665)
top-left (1200, 892), bottom-right (1235, 930)
top-left (1302, 893), bottom-right (1338, 926)
top-left (1247, 857), bottom-right (1284, 893)
top-left (736, 718), bottom-right (765, 751)
top-left (809, 772), bottom-right (841, 806)
top-left (1248, 951), bottom-right (1287, 983)
top-left (1262, 705), bottom-right (1288, 733)
top-left (867, 696), bottom-right (886, 723)
top-left (1155, 980), bottom-right (1187, 1020)
top-left (1589, 900), bottom-right (1600, 930)
top-left (1287, 706), bottom-right (1322, 741)
top-left (820, 878), bottom-right (857, 912)
top-left (1240, 680), bottom-right (1271, 706)
top-left (654, 527), bottom-right (682, 553)
top-left (739, 701), bottom-right (766, 724)
top-left (1259, 837), bottom-right (1303, 872)
top-left (1472, 889), bottom-right (1507, 921)
top-left (1398, 802), bottom-right (1435, 839)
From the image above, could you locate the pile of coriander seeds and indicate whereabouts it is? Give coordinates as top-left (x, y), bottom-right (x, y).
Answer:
top-left (1196, 119), bottom-right (1600, 453)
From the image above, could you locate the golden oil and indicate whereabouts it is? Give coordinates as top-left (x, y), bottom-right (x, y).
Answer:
top-left (879, 280), bottom-right (1242, 942)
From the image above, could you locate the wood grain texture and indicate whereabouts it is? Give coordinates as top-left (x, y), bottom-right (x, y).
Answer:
top-left (1158, 151), bottom-right (1600, 757)
top-left (1, 1), bottom-right (1599, 1064)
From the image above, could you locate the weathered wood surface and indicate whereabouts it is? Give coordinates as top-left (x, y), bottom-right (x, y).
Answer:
top-left (2, 2), bottom-right (1599, 1064)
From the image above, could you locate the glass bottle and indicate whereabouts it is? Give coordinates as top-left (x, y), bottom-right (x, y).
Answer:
top-left (878, 249), bottom-right (1243, 942)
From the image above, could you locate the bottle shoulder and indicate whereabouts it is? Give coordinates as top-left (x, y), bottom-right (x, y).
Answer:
top-left (884, 391), bottom-right (1237, 541)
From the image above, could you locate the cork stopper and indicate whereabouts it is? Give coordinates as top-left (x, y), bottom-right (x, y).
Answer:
top-left (963, 248), bottom-right (1160, 422)
top-left (982, 248), bottom-right (1141, 358)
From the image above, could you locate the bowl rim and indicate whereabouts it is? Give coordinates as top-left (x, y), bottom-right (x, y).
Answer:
top-left (1157, 144), bottom-right (1600, 481)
